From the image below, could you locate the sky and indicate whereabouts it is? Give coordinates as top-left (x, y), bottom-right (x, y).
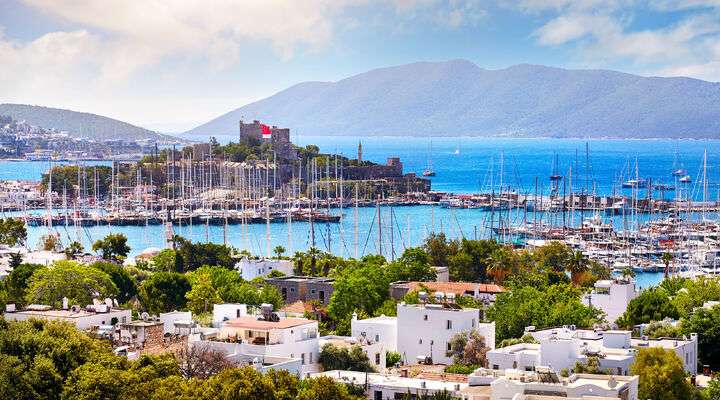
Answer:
top-left (1, 0), bottom-right (720, 132)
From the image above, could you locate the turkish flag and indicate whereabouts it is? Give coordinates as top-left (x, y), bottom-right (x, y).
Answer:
top-left (261, 124), bottom-right (271, 138)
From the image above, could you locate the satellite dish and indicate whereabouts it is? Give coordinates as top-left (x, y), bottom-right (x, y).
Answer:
top-left (141, 312), bottom-right (150, 321)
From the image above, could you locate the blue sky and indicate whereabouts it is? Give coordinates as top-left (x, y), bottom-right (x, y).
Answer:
top-left (1, 0), bottom-right (719, 132)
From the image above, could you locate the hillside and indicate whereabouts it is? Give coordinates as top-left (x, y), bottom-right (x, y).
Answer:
top-left (0, 104), bottom-right (180, 142)
top-left (186, 60), bottom-right (720, 139)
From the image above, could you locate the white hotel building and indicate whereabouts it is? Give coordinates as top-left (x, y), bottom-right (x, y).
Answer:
top-left (488, 326), bottom-right (698, 375)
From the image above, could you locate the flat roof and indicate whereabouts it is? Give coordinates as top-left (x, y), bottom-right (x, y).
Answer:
top-left (224, 316), bottom-right (315, 330)
top-left (314, 370), bottom-right (467, 392)
top-left (354, 315), bottom-right (398, 325)
top-left (9, 308), bottom-right (128, 319)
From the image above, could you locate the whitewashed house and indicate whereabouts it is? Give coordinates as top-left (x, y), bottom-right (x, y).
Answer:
top-left (582, 279), bottom-right (638, 323)
top-left (235, 257), bottom-right (294, 281)
top-left (199, 304), bottom-right (320, 377)
top-left (396, 293), bottom-right (495, 365)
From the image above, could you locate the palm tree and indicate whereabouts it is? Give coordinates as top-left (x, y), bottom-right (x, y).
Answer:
top-left (567, 250), bottom-right (589, 285)
top-left (307, 246), bottom-right (322, 276)
top-left (273, 245), bottom-right (286, 259)
top-left (486, 247), bottom-right (513, 284)
top-left (662, 251), bottom-right (673, 279)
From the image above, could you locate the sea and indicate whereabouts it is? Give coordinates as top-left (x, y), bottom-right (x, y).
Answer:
top-left (5, 136), bottom-right (719, 289)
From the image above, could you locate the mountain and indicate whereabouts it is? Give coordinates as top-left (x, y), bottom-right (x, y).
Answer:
top-left (186, 60), bottom-right (720, 139)
top-left (0, 104), bottom-right (180, 142)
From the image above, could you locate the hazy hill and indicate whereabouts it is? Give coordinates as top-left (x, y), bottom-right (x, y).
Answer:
top-left (186, 60), bottom-right (720, 138)
top-left (0, 104), bottom-right (179, 142)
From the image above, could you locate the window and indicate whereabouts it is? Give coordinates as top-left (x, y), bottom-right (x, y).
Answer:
top-left (472, 318), bottom-right (476, 328)
top-left (617, 367), bottom-right (622, 375)
top-left (281, 288), bottom-right (287, 300)
top-left (447, 320), bottom-right (452, 330)
top-left (319, 290), bottom-right (325, 303)
top-left (311, 289), bottom-right (316, 294)
top-left (310, 352), bottom-right (313, 364)
top-left (525, 366), bottom-right (533, 371)
top-left (301, 353), bottom-right (305, 365)
top-left (375, 353), bottom-right (381, 364)
top-left (447, 342), bottom-right (452, 351)
top-left (492, 364), bottom-right (499, 370)
top-left (290, 287), bottom-right (295, 292)
top-left (375, 334), bottom-right (380, 342)
top-left (248, 330), bottom-right (253, 338)
top-left (513, 361), bottom-right (517, 369)
top-left (419, 339), bottom-right (423, 344)
top-left (374, 390), bottom-right (383, 400)
top-left (423, 314), bottom-right (428, 321)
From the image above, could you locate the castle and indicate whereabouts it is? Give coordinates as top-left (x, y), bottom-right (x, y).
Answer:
top-left (239, 120), bottom-right (295, 160)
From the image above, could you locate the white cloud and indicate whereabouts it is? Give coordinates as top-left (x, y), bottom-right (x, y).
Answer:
top-left (528, 1), bottom-right (720, 81)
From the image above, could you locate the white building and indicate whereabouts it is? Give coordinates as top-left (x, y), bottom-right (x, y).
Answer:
top-left (396, 298), bottom-right (495, 365)
top-left (582, 279), bottom-right (637, 323)
top-left (212, 303), bottom-right (248, 327)
top-left (204, 310), bottom-right (320, 376)
top-left (499, 326), bottom-right (699, 375)
top-left (474, 368), bottom-right (638, 400)
top-left (4, 303), bottom-right (131, 331)
top-left (312, 370), bottom-right (469, 400)
top-left (235, 257), bottom-right (294, 281)
top-left (351, 314), bottom-right (398, 352)
top-left (159, 310), bottom-right (195, 335)
top-left (320, 335), bottom-right (387, 370)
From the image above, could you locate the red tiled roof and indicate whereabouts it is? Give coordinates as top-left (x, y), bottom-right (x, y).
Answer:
top-left (281, 300), bottom-right (312, 314)
top-left (403, 281), bottom-right (505, 295)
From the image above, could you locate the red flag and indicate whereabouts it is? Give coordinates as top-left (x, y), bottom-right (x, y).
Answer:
top-left (261, 124), bottom-right (271, 138)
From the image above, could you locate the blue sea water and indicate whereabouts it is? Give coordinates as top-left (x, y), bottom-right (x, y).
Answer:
top-left (5, 136), bottom-right (719, 288)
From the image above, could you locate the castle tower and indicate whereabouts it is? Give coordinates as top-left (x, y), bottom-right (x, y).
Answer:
top-left (358, 141), bottom-right (363, 164)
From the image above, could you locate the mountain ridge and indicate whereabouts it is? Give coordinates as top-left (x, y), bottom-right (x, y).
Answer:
top-left (185, 59), bottom-right (720, 139)
top-left (0, 104), bottom-right (181, 142)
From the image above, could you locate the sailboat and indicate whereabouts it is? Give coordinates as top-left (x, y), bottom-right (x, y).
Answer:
top-left (423, 141), bottom-right (436, 177)
top-left (453, 139), bottom-right (461, 155)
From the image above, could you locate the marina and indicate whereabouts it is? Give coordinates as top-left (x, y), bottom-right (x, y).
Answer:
top-left (3, 137), bottom-right (720, 288)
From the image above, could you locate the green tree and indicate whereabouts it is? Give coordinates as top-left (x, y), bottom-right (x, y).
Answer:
top-left (139, 272), bottom-right (191, 314)
top-left (41, 165), bottom-right (112, 198)
top-left (4, 263), bottom-right (43, 303)
top-left (631, 347), bottom-right (693, 400)
top-left (174, 238), bottom-right (234, 272)
top-left (672, 276), bottom-right (720, 317)
top-left (25, 260), bottom-right (118, 307)
top-left (616, 288), bottom-right (678, 329)
top-left (423, 233), bottom-right (459, 267)
top-left (532, 241), bottom-right (572, 272)
top-left (64, 241), bottom-right (85, 260)
top-left (705, 377), bottom-right (720, 400)
top-left (385, 247), bottom-right (437, 282)
top-left (273, 245), bottom-right (286, 259)
top-left (567, 250), bottom-right (589, 286)
top-left (448, 239), bottom-right (499, 282)
top-left (319, 343), bottom-right (375, 372)
top-left (186, 273), bottom-right (222, 314)
top-left (328, 263), bottom-right (391, 333)
top-left (0, 218), bottom-right (27, 247)
top-left (297, 376), bottom-right (358, 400)
top-left (90, 261), bottom-right (138, 303)
top-left (92, 233), bottom-right (131, 261)
top-left (487, 284), bottom-right (602, 343)
top-left (681, 303), bottom-right (720, 369)
top-left (386, 351), bottom-right (402, 367)
top-left (151, 248), bottom-right (177, 272)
